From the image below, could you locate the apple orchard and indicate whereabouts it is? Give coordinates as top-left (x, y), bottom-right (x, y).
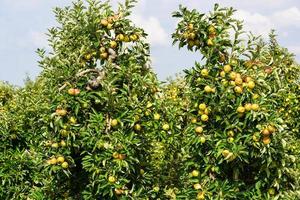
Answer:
top-left (0, 0), bottom-right (300, 199)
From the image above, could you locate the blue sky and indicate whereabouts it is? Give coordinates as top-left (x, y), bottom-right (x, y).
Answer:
top-left (1, 0), bottom-right (300, 86)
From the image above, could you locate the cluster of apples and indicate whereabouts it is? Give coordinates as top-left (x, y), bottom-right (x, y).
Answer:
top-left (180, 23), bottom-right (217, 49)
top-left (237, 103), bottom-right (260, 114)
top-left (44, 140), bottom-right (66, 148)
top-left (47, 155), bottom-right (69, 169)
top-left (219, 64), bottom-right (256, 94)
top-left (261, 125), bottom-right (276, 145)
top-left (190, 170), bottom-right (205, 199)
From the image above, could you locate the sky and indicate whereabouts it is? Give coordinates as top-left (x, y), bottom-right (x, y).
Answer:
top-left (0, 0), bottom-right (300, 86)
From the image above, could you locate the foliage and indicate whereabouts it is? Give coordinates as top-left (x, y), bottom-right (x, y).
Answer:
top-left (171, 4), bottom-right (300, 199)
top-left (0, 81), bottom-right (15, 107)
top-left (0, 79), bottom-right (51, 199)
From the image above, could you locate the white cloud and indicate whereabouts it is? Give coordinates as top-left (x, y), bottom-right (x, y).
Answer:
top-left (273, 7), bottom-right (300, 27)
top-left (231, 0), bottom-right (288, 8)
top-left (234, 7), bottom-right (300, 37)
top-left (105, 0), bottom-right (168, 46)
top-left (187, 0), bottom-right (289, 10)
top-left (234, 10), bottom-right (274, 37)
top-left (29, 31), bottom-right (48, 48)
top-left (131, 14), bottom-right (168, 46)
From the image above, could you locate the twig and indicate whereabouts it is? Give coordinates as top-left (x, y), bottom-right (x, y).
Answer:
top-left (76, 68), bottom-right (103, 77)
top-left (58, 82), bottom-right (69, 92)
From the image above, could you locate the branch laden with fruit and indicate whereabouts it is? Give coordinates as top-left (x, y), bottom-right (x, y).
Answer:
top-left (171, 4), bottom-right (300, 199)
